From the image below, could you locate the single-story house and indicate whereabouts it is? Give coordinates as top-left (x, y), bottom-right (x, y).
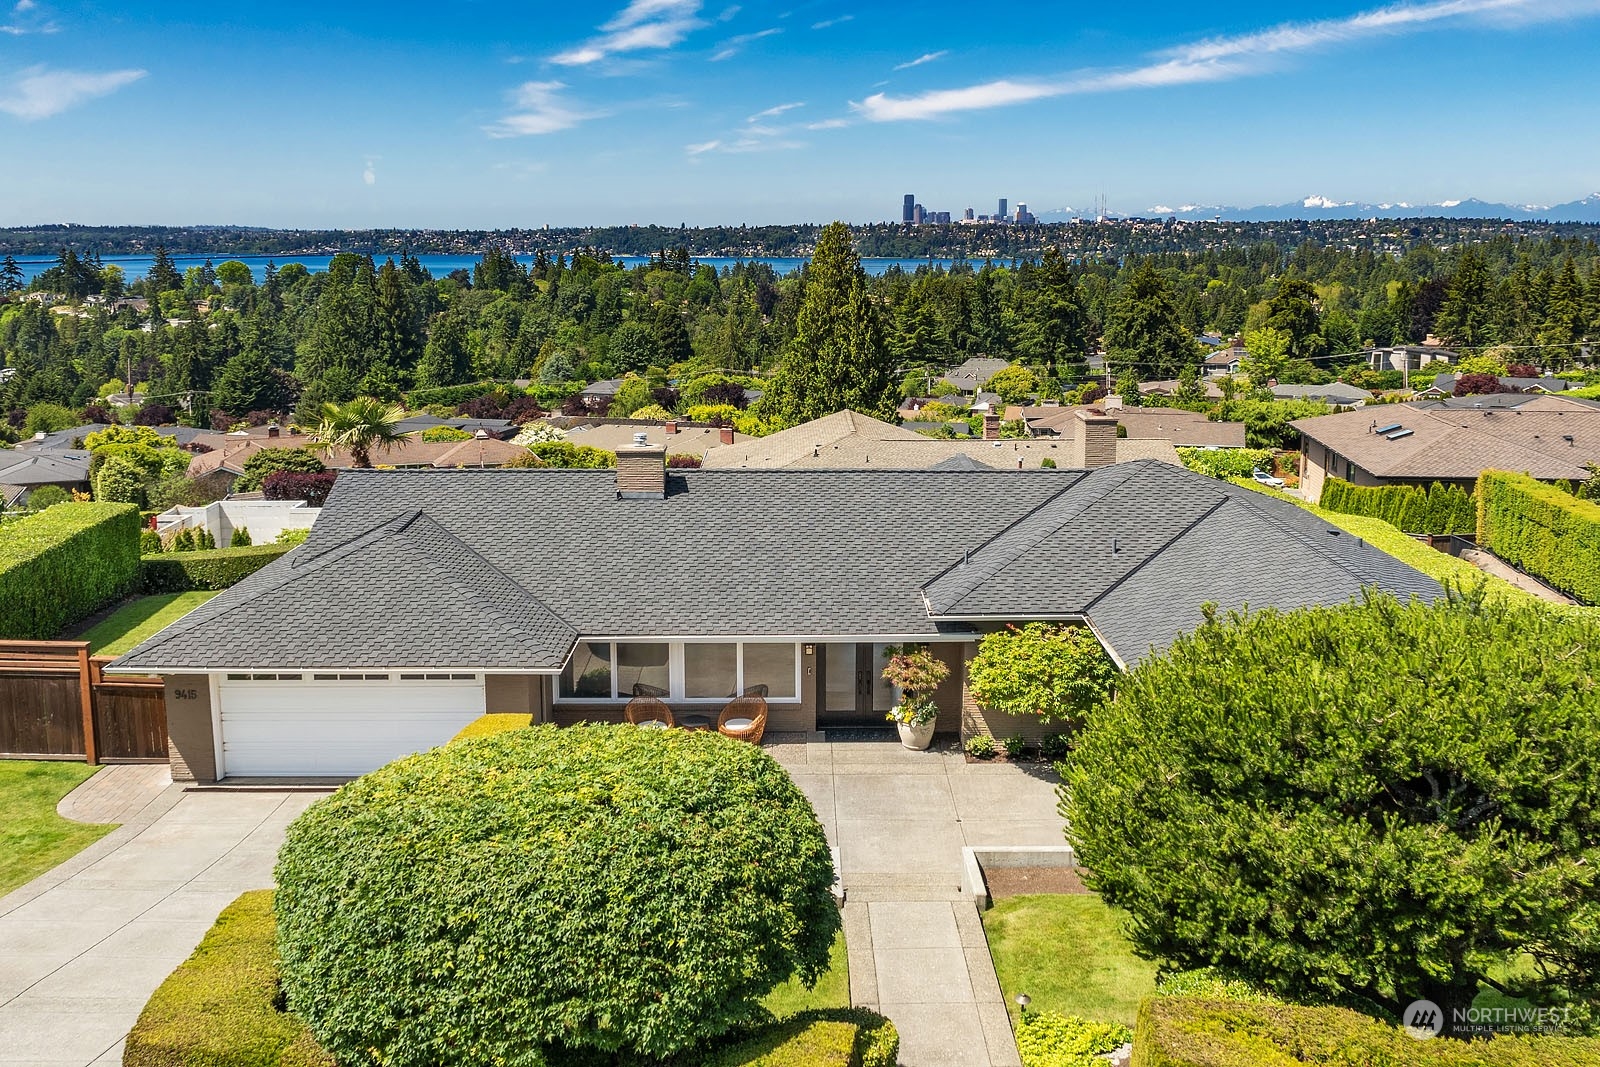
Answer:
top-left (0, 449), bottom-right (91, 506)
top-left (18, 423), bottom-right (208, 452)
top-left (559, 420), bottom-right (749, 457)
top-left (1292, 393), bottom-right (1600, 499)
top-left (393, 414), bottom-right (518, 438)
top-left (578, 379), bottom-right (627, 407)
top-left (111, 451), bottom-right (1440, 781)
top-left (1269, 382), bottom-right (1373, 408)
top-left (154, 499), bottom-right (320, 545)
top-left (321, 435), bottom-right (530, 470)
top-left (1139, 378), bottom-right (1226, 401)
top-left (702, 409), bottom-right (1181, 469)
top-left (1417, 373), bottom-right (1574, 399)
top-left (940, 357), bottom-right (1010, 395)
top-left (1006, 405), bottom-right (1246, 449)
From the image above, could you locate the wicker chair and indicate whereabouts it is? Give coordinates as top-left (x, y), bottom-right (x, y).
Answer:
top-left (624, 695), bottom-right (674, 729)
top-left (717, 694), bottom-right (767, 744)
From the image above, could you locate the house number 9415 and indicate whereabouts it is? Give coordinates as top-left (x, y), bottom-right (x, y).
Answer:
top-left (173, 689), bottom-right (199, 700)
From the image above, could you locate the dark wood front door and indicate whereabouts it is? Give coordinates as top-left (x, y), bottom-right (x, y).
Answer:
top-left (818, 643), bottom-right (896, 727)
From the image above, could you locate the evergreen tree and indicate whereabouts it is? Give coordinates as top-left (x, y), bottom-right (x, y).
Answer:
top-left (1262, 276), bottom-right (1326, 359)
top-left (368, 260), bottom-right (423, 396)
top-left (1433, 247), bottom-right (1496, 347)
top-left (147, 245), bottom-right (182, 294)
top-left (212, 339), bottom-right (290, 416)
top-left (1103, 261), bottom-right (1200, 380)
top-left (651, 303), bottom-right (694, 365)
top-left (1538, 257), bottom-right (1587, 349)
top-left (1013, 246), bottom-right (1088, 382)
top-left (0, 255), bottom-right (22, 294)
top-left (415, 310), bottom-right (473, 388)
top-left (761, 222), bottom-right (894, 425)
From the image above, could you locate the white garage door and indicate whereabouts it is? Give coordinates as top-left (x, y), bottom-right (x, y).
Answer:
top-left (218, 673), bottom-right (486, 777)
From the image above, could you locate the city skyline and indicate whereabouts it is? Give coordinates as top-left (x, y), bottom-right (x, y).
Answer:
top-left (2, 1), bottom-right (1599, 227)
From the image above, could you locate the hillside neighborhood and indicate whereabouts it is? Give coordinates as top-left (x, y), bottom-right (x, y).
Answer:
top-left (5, 234), bottom-right (1600, 1067)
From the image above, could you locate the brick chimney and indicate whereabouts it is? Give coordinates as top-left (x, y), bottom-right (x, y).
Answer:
top-left (719, 425), bottom-right (735, 445)
top-left (665, 419), bottom-right (678, 434)
top-left (615, 432), bottom-right (666, 499)
top-left (1074, 409), bottom-right (1119, 469)
top-left (266, 422), bottom-right (280, 439)
top-left (982, 412), bottom-right (1001, 441)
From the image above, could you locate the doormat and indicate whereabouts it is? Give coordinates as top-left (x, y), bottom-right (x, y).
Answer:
top-left (823, 728), bottom-right (899, 743)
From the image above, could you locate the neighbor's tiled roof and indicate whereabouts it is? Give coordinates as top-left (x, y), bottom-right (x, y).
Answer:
top-left (1292, 395), bottom-right (1600, 480)
top-left (563, 422), bottom-right (747, 455)
top-left (1014, 405), bottom-right (1246, 449)
top-left (113, 461), bottom-right (1440, 673)
top-left (0, 449), bottom-right (90, 485)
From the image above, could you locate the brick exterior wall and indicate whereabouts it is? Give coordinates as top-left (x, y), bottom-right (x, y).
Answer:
top-left (615, 445), bottom-right (666, 498)
top-left (1074, 410), bottom-right (1119, 468)
top-left (163, 674), bottom-right (215, 783)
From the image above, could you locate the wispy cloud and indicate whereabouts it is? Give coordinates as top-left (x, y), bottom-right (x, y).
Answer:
top-left (812, 14), bottom-right (853, 29)
top-left (1, 0), bottom-right (58, 35)
top-left (552, 0), bottom-right (703, 66)
top-left (485, 81), bottom-right (603, 137)
top-left (362, 159), bottom-right (377, 186)
top-left (686, 139), bottom-right (722, 155)
top-left (805, 117), bottom-right (850, 130)
top-left (0, 66), bottom-right (145, 119)
top-left (856, 0), bottom-right (1599, 121)
top-left (747, 100), bottom-right (804, 121)
top-left (710, 26), bottom-right (779, 60)
top-left (893, 50), bottom-right (948, 71)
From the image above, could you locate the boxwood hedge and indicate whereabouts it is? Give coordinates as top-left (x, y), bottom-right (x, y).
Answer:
top-left (0, 501), bottom-right (140, 639)
top-left (141, 543), bottom-right (290, 592)
top-left (1132, 997), bottom-right (1600, 1067)
top-left (275, 724), bottom-right (842, 1066)
top-left (124, 890), bottom-right (334, 1067)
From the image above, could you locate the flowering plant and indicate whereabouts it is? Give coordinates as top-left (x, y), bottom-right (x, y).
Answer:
top-left (882, 646), bottom-right (950, 727)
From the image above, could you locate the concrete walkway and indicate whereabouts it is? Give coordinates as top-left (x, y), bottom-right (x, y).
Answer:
top-left (767, 738), bottom-right (1064, 1067)
top-left (0, 781), bottom-right (322, 1067)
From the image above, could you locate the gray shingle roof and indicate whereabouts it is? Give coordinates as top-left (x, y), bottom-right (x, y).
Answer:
top-left (113, 462), bottom-right (1440, 673)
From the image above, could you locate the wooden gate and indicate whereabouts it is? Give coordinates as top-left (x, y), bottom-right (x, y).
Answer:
top-left (0, 642), bottom-right (168, 763)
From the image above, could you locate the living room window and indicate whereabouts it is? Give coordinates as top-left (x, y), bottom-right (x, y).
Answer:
top-left (557, 641), bottom-right (801, 703)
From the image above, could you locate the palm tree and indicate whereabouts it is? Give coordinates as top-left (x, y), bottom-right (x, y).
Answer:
top-left (311, 397), bottom-right (409, 468)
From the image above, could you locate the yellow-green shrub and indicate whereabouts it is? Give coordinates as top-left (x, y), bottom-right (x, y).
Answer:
top-left (451, 713), bottom-right (532, 741)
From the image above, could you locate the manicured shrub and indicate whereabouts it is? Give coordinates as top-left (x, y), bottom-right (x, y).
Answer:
top-left (529, 440), bottom-right (617, 468)
top-left (1066, 595), bottom-right (1600, 1033)
top-left (139, 529), bottom-right (163, 554)
top-left (233, 447), bottom-right (325, 493)
top-left (419, 425), bottom-right (473, 441)
top-left (967, 623), bottom-right (1118, 728)
top-left (450, 713), bottom-right (532, 741)
top-left (1477, 470), bottom-right (1600, 605)
top-left (1016, 1011), bottom-right (1132, 1067)
top-left (124, 890), bottom-right (335, 1067)
top-left (1130, 997), bottom-right (1600, 1067)
top-left (229, 526), bottom-right (253, 547)
top-left (691, 1008), bottom-right (896, 1067)
top-left (261, 470), bottom-right (337, 506)
top-left (0, 502), bottom-right (140, 639)
top-left (1175, 447), bottom-right (1275, 480)
top-left (142, 544), bottom-right (289, 592)
top-left (1318, 477), bottom-right (1476, 535)
top-left (274, 724), bottom-right (841, 1066)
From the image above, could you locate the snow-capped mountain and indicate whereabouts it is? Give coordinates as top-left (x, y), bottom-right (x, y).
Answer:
top-left (1038, 193), bottom-right (1600, 223)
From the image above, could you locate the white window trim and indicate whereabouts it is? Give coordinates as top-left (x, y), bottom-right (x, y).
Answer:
top-left (557, 640), bottom-right (802, 705)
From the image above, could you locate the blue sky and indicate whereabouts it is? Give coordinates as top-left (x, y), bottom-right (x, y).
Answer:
top-left (2, 0), bottom-right (1598, 227)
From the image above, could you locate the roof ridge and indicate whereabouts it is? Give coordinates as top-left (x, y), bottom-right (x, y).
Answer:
top-left (1083, 494), bottom-right (1229, 612)
top-left (1231, 490), bottom-right (1377, 587)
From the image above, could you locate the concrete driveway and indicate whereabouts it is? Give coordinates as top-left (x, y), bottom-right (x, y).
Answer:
top-left (0, 776), bottom-right (321, 1067)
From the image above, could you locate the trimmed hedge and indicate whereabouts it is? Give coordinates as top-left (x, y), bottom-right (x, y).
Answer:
top-left (451, 712), bottom-right (533, 741)
top-left (124, 890), bottom-right (335, 1067)
top-left (1176, 447), bottom-right (1275, 480)
top-left (1318, 476), bottom-right (1476, 535)
top-left (1017, 1012), bottom-right (1133, 1067)
top-left (0, 502), bottom-right (140, 639)
top-left (142, 544), bottom-right (290, 592)
top-left (128, 891), bottom-right (883, 1067)
top-left (275, 724), bottom-right (842, 1065)
top-left (1132, 997), bottom-right (1600, 1067)
top-left (1477, 470), bottom-right (1600, 605)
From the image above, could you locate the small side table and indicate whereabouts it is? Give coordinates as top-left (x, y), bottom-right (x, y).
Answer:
top-left (678, 713), bottom-right (715, 731)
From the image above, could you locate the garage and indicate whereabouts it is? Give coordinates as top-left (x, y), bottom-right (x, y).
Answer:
top-left (217, 672), bottom-right (486, 777)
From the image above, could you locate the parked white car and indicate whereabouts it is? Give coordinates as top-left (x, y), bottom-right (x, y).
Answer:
top-left (1252, 468), bottom-right (1286, 489)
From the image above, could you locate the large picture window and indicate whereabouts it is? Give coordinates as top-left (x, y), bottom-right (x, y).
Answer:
top-left (556, 641), bottom-right (802, 703)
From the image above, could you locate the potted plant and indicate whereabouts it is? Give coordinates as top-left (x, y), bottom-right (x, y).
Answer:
top-left (882, 646), bottom-right (951, 750)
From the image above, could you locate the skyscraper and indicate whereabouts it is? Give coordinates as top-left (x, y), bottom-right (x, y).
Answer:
top-left (998, 198), bottom-right (1007, 221)
top-left (903, 194), bottom-right (915, 224)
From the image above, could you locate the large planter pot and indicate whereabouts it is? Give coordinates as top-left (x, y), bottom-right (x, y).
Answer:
top-left (896, 718), bottom-right (937, 750)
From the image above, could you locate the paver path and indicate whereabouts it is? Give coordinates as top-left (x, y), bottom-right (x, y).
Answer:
top-left (57, 766), bottom-right (172, 826)
top-left (0, 785), bottom-right (322, 1067)
top-left (767, 738), bottom-right (1064, 1067)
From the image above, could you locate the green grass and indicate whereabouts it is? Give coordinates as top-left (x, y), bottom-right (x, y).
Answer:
top-left (983, 894), bottom-right (1157, 1026)
top-left (761, 931), bottom-right (849, 1017)
top-left (80, 591), bottom-right (219, 655)
top-left (0, 761), bottom-right (115, 896)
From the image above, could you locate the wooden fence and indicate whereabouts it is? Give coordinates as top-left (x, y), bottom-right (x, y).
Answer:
top-left (0, 641), bottom-right (167, 763)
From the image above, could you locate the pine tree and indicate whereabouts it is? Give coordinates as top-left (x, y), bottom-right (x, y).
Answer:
top-left (1433, 248), bottom-right (1496, 347)
top-left (1103, 261), bottom-right (1200, 381)
top-left (147, 245), bottom-right (182, 295)
top-left (415, 310), bottom-right (473, 388)
top-left (1538, 257), bottom-right (1586, 349)
top-left (761, 221), bottom-right (894, 425)
top-left (0, 255), bottom-right (21, 294)
top-left (651, 303), bottom-right (694, 365)
top-left (1013, 246), bottom-right (1088, 382)
top-left (212, 340), bottom-right (289, 416)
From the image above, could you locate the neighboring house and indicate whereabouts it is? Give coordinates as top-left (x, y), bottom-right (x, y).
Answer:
top-left (1196, 333), bottom-right (1224, 348)
top-left (110, 456), bottom-right (1440, 780)
top-left (18, 423), bottom-right (210, 451)
top-left (561, 420), bottom-right (748, 457)
top-left (1367, 345), bottom-right (1456, 374)
top-left (702, 409), bottom-right (1182, 469)
top-left (969, 391), bottom-right (1004, 413)
top-left (154, 499), bottom-right (321, 545)
top-left (393, 414), bottom-right (518, 438)
top-left (0, 449), bottom-right (91, 506)
top-left (319, 435), bottom-right (530, 470)
top-left (185, 426), bottom-right (315, 493)
top-left (1139, 378), bottom-right (1226, 401)
top-left (1269, 382), bottom-right (1373, 408)
top-left (1007, 405), bottom-right (1246, 449)
top-left (898, 397), bottom-right (953, 419)
top-left (1415, 372), bottom-right (1572, 399)
top-left (578, 379), bottom-right (626, 407)
top-left (940, 357), bottom-right (1010, 395)
top-left (1203, 347), bottom-right (1246, 378)
top-left (1292, 394), bottom-right (1600, 500)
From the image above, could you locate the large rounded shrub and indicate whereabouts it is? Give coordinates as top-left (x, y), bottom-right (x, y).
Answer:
top-left (1064, 594), bottom-right (1600, 1036)
top-left (274, 724), bottom-right (840, 1065)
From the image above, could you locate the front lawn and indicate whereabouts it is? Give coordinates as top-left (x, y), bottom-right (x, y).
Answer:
top-left (761, 930), bottom-right (849, 1017)
top-left (0, 761), bottom-right (115, 896)
top-left (79, 591), bottom-right (219, 655)
top-left (983, 893), bottom-right (1157, 1026)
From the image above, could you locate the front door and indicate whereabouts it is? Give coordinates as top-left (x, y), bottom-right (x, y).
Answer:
top-left (818, 643), bottom-right (898, 727)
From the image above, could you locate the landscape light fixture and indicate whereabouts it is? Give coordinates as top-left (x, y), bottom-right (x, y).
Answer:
top-left (1016, 993), bottom-right (1031, 1014)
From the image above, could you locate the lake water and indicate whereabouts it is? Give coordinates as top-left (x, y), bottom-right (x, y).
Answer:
top-left (8, 252), bottom-right (959, 286)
